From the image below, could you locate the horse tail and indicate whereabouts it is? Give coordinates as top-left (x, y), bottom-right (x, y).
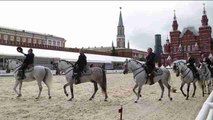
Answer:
top-left (43, 67), bottom-right (53, 89)
top-left (100, 69), bottom-right (107, 94)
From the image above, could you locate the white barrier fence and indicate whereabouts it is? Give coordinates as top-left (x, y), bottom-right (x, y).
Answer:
top-left (195, 91), bottom-right (213, 120)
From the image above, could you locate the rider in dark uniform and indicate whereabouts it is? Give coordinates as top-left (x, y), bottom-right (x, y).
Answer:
top-left (73, 48), bottom-right (87, 84)
top-left (186, 53), bottom-right (200, 80)
top-left (200, 53), bottom-right (213, 77)
top-left (18, 48), bottom-right (34, 80)
top-left (145, 48), bottom-right (156, 85)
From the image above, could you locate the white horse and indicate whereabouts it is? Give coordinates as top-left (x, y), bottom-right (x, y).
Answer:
top-left (57, 60), bottom-right (108, 101)
top-left (199, 62), bottom-right (212, 95)
top-left (123, 59), bottom-right (172, 103)
top-left (173, 61), bottom-right (200, 100)
top-left (6, 59), bottom-right (53, 99)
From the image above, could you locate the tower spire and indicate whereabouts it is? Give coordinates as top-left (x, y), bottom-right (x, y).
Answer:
top-left (117, 7), bottom-right (125, 48)
top-left (174, 10), bottom-right (176, 20)
top-left (201, 3), bottom-right (208, 26)
top-left (203, 3), bottom-right (206, 15)
top-left (118, 7), bottom-right (123, 26)
top-left (172, 10), bottom-right (178, 31)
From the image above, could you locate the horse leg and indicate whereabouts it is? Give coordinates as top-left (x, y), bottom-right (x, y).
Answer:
top-left (89, 81), bottom-right (98, 101)
top-left (13, 80), bottom-right (20, 97)
top-left (208, 80), bottom-right (211, 94)
top-left (201, 83), bottom-right (205, 97)
top-left (18, 81), bottom-right (23, 97)
top-left (192, 82), bottom-right (196, 97)
top-left (63, 82), bottom-right (70, 97)
top-left (158, 80), bottom-right (164, 101)
top-left (44, 81), bottom-right (51, 99)
top-left (162, 80), bottom-right (173, 101)
top-left (36, 81), bottom-right (43, 99)
top-left (186, 83), bottom-right (190, 100)
top-left (135, 85), bottom-right (142, 103)
top-left (133, 83), bottom-right (139, 97)
top-left (180, 81), bottom-right (186, 97)
top-left (68, 84), bottom-right (74, 101)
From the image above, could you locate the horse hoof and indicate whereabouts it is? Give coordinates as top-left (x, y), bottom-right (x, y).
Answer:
top-left (192, 95), bottom-right (195, 97)
top-left (17, 94), bottom-right (22, 97)
top-left (104, 99), bottom-right (107, 102)
top-left (134, 101), bottom-right (138, 103)
top-left (49, 96), bottom-right (52, 99)
top-left (140, 94), bottom-right (142, 97)
top-left (89, 98), bottom-right (93, 101)
top-left (68, 98), bottom-right (72, 101)
top-left (158, 99), bottom-right (162, 101)
top-left (35, 97), bottom-right (39, 99)
top-left (186, 98), bottom-right (189, 100)
top-left (65, 94), bottom-right (68, 97)
top-left (170, 98), bottom-right (173, 101)
top-left (183, 94), bottom-right (186, 97)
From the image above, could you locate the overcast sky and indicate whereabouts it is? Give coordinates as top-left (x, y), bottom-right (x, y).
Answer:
top-left (0, 1), bottom-right (212, 51)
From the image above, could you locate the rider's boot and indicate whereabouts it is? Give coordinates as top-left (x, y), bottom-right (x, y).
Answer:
top-left (18, 70), bottom-right (25, 80)
top-left (75, 73), bottom-right (81, 84)
top-left (149, 73), bottom-right (155, 85)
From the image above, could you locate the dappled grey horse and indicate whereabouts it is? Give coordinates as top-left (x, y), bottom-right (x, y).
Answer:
top-left (6, 59), bottom-right (53, 99)
top-left (173, 61), bottom-right (201, 99)
top-left (57, 60), bottom-right (108, 101)
top-left (199, 62), bottom-right (212, 95)
top-left (123, 59), bottom-right (172, 103)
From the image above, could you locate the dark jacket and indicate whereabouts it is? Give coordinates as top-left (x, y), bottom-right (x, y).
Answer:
top-left (23, 53), bottom-right (34, 65)
top-left (145, 52), bottom-right (155, 69)
top-left (76, 53), bottom-right (87, 68)
top-left (186, 57), bottom-right (195, 67)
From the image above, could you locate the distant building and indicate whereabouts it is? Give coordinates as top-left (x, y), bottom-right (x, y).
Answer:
top-left (162, 4), bottom-right (213, 66)
top-left (0, 26), bottom-right (66, 50)
top-left (85, 7), bottom-right (147, 59)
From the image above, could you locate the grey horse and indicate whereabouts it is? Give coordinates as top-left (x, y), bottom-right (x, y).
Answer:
top-left (123, 59), bottom-right (172, 103)
top-left (57, 60), bottom-right (108, 101)
top-left (6, 59), bottom-right (53, 99)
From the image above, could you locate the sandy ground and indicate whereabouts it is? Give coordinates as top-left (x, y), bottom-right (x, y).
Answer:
top-left (0, 72), bottom-right (209, 120)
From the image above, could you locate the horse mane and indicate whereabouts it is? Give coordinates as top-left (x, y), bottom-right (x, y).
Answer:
top-left (9, 58), bottom-right (22, 64)
top-left (60, 59), bottom-right (74, 66)
top-left (131, 59), bottom-right (144, 66)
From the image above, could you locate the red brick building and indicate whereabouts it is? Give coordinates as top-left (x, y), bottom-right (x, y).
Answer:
top-left (0, 26), bottom-right (66, 50)
top-left (162, 5), bottom-right (213, 66)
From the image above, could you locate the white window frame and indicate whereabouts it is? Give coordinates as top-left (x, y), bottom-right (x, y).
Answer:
top-left (28, 38), bottom-right (32, 43)
top-left (4, 35), bottom-right (8, 40)
top-left (10, 36), bottom-right (14, 41)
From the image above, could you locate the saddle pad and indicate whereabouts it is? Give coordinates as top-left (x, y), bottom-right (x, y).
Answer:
top-left (153, 69), bottom-right (163, 76)
top-left (82, 69), bottom-right (92, 76)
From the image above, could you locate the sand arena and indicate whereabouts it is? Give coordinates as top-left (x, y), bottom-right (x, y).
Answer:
top-left (0, 72), bottom-right (208, 120)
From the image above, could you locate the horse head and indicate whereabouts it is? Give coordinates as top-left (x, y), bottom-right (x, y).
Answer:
top-left (173, 61), bottom-right (186, 77)
top-left (58, 59), bottom-right (74, 72)
top-left (123, 58), bottom-right (144, 74)
top-left (6, 59), bottom-right (22, 71)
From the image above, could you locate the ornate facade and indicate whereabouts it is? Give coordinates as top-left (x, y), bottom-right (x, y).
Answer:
top-left (162, 4), bottom-right (213, 66)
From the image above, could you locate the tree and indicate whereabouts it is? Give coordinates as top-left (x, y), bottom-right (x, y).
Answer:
top-left (111, 46), bottom-right (118, 56)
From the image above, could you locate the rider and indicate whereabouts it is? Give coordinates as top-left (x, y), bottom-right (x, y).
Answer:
top-left (18, 48), bottom-right (34, 80)
top-left (73, 48), bottom-right (87, 84)
top-left (145, 48), bottom-right (156, 85)
top-left (186, 53), bottom-right (200, 80)
top-left (200, 53), bottom-right (213, 77)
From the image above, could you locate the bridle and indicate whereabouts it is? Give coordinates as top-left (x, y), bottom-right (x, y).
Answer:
top-left (59, 60), bottom-right (74, 75)
top-left (128, 59), bottom-right (145, 78)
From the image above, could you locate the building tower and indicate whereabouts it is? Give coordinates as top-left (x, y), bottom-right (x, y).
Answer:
top-left (198, 3), bottom-right (212, 53)
top-left (154, 34), bottom-right (163, 66)
top-left (170, 10), bottom-right (181, 58)
top-left (117, 7), bottom-right (125, 48)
